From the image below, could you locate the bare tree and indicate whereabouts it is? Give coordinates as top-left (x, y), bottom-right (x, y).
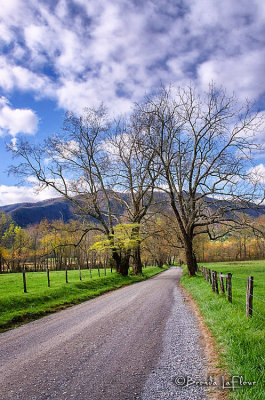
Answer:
top-left (106, 117), bottom-right (158, 274)
top-left (9, 106), bottom-right (131, 275)
top-left (141, 211), bottom-right (183, 267)
top-left (137, 84), bottom-right (264, 275)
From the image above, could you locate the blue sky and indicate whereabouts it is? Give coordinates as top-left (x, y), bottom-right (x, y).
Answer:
top-left (1, 0), bottom-right (265, 205)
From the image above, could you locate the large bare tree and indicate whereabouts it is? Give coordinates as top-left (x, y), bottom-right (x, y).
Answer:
top-left (106, 117), bottom-right (158, 274)
top-left (9, 107), bottom-right (132, 275)
top-left (137, 85), bottom-right (264, 275)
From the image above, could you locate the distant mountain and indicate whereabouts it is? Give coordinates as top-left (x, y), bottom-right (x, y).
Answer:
top-left (0, 197), bottom-right (75, 227)
top-left (1, 193), bottom-right (265, 228)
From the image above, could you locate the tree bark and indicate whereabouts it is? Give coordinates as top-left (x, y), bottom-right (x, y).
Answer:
top-left (192, 251), bottom-right (198, 272)
top-left (112, 249), bottom-right (121, 273)
top-left (120, 254), bottom-right (130, 276)
top-left (133, 244), bottom-right (142, 275)
top-left (112, 249), bottom-right (129, 276)
top-left (184, 239), bottom-right (197, 276)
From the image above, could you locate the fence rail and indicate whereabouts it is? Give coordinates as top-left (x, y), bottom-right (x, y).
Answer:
top-left (200, 266), bottom-right (265, 320)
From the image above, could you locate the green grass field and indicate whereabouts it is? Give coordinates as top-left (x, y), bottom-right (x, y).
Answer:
top-left (181, 260), bottom-right (265, 400)
top-left (0, 266), bottom-right (168, 332)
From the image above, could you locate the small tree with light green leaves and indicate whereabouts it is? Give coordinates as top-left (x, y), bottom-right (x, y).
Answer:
top-left (90, 223), bottom-right (141, 276)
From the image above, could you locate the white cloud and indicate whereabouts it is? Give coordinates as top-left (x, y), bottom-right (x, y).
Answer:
top-left (0, 57), bottom-right (54, 96)
top-left (10, 137), bottom-right (17, 150)
top-left (1, 0), bottom-right (265, 204)
top-left (0, 22), bottom-right (14, 43)
top-left (0, 97), bottom-right (38, 136)
top-left (0, 184), bottom-right (57, 206)
top-left (249, 163), bottom-right (265, 183)
top-left (197, 50), bottom-right (265, 101)
top-left (0, 0), bottom-right (265, 115)
top-left (248, 164), bottom-right (265, 184)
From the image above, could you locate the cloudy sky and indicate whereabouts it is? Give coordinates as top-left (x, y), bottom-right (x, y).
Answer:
top-left (1, 0), bottom-right (265, 205)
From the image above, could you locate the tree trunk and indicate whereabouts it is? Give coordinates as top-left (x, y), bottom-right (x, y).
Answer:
top-left (133, 245), bottom-right (142, 275)
top-left (112, 249), bottom-right (121, 273)
top-left (184, 239), bottom-right (197, 276)
top-left (112, 249), bottom-right (130, 276)
top-left (120, 254), bottom-right (130, 276)
top-left (131, 225), bottom-right (142, 275)
top-left (192, 251), bottom-right (198, 272)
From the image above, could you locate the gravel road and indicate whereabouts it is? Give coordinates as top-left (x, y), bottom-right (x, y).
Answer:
top-left (0, 267), bottom-right (207, 400)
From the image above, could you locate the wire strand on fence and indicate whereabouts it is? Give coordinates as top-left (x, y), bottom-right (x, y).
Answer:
top-left (249, 307), bottom-right (265, 321)
top-left (232, 299), bottom-right (265, 321)
top-left (232, 287), bottom-right (247, 294)
top-left (201, 270), bottom-right (265, 321)
top-left (228, 276), bottom-right (265, 285)
top-left (232, 276), bottom-right (248, 281)
top-left (250, 294), bottom-right (265, 304)
top-left (253, 279), bottom-right (265, 285)
top-left (232, 298), bottom-right (246, 308)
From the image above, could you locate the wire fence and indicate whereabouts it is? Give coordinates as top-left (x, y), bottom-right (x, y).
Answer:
top-left (252, 279), bottom-right (265, 285)
top-left (200, 265), bottom-right (265, 321)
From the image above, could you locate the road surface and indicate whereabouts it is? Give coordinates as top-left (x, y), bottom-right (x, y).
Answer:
top-left (0, 267), bottom-right (206, 400)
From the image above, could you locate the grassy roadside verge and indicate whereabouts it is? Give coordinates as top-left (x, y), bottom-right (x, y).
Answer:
top-left (180, 264), bottom-right (265, 400)
top-left (0, 266), bottom-right (168, 332)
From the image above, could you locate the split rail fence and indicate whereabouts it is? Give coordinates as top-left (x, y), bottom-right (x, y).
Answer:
top-left (200, 266), bottom-right (265, 321)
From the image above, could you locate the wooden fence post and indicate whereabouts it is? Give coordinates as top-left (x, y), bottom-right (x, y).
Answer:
top-left (227, 273), bottom-right (232, 302)
top-left (47, 267), bottom-right (50, 287)
top-left (209, 269), bottom-right (212, 284)
top-left (246, 276), bottom-right (254, 317)
top-left (219, 272), bottom-right (225, 294)
top-left (65, 266), bottom-right (68, 283)
top-left (214, 271), bottom-right (219, 294)
top-left (211, 271), bottom-right (219, 294)
top-left (23, 268), bottom-right (27, 293)
top-left (211, 271), bottom-right (215, 292)
top-left (79, 265), bottom-right (82, 281)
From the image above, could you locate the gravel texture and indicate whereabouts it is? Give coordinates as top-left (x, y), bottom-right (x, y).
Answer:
top-left (141, 268), bottom-right (207, 400)
top-left (0, 268), bottom-right (175, 400)
top-left (0, 267), bottom-right (208, 400)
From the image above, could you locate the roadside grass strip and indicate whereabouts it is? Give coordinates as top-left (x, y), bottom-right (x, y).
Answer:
top-left (181, 260), bottom-right (265, 400)
top-left (0, 266), bottom-right (168, 332)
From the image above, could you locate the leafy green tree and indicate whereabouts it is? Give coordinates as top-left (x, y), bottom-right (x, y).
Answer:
top-left (90, 223), bottom-right (140, 275)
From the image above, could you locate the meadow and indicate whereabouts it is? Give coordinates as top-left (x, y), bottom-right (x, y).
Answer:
top-left (181, 260), bottom-right (265, 400)
top-left (0, 266), bottom-right (168, 332)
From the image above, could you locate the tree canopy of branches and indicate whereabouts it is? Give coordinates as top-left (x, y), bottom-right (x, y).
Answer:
top-left (137, 85), bottom-right (264, 275)
top-left (9, 84), bottom-right (264, 276)
top-left (9, 107), bottom-right (156, 276)
top-left (106, 120), bottom-right (158, 274)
